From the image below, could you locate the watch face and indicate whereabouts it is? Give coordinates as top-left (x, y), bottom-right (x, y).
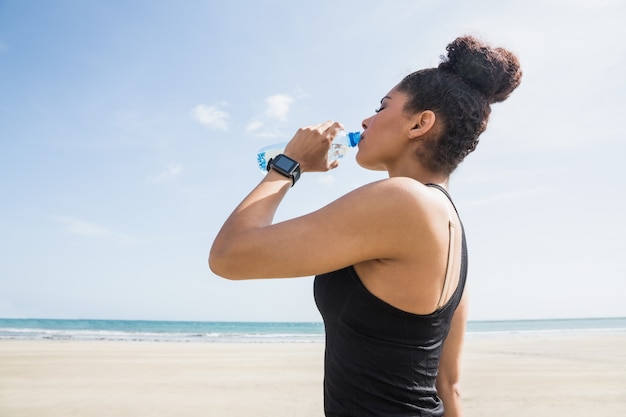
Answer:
top-left (273, 154), bottom-right (298, 173)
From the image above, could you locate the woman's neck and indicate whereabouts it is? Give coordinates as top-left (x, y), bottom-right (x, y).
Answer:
top-left (387, 162), bottom-right (449, 189)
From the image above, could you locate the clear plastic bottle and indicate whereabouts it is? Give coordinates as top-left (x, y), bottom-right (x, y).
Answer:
top-left (256, 131), bottom-right (361, 171)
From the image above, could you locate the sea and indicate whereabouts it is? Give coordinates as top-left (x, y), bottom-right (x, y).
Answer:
top-left (1, 317), bottom-right (625, 343)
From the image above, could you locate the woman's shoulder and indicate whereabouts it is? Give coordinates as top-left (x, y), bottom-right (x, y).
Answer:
top-left (355, 177), bottom-right (442, 206)
top-left (343, 177), bottom-right (449, 225)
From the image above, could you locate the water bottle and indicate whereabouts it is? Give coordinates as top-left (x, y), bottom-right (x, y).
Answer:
top-left (256, 131), bottom-right (361, 171)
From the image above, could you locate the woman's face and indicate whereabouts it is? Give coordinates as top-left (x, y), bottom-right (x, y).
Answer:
top-left (356, 88), bottom-right (415, 171)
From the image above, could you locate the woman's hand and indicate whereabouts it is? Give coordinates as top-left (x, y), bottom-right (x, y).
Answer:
top-left (283, 120), bottom-right (344, 173)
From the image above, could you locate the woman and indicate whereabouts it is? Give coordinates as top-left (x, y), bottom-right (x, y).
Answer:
top-left (210, 35), bottom-right (522, 417)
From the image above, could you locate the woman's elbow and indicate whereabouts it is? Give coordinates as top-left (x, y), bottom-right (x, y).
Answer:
top-left (442, 381), bottom-right (462, 400)
top-left (436, 376), bottom-right (463, 405)
top-left (208, 244), bottom-right (245, 280)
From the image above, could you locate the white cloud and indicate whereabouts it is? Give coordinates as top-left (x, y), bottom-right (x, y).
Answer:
top-left (245, 93), bottom-right (296, 138)
top-left (265, 94), bottom-right (293, 121)
top-left (154, 163), bottom-right (183, 182)
top-left (53, 216), bottom-right (140, 244)
top-left (192, 103), bottom-right (229, 130)
top-left (246, 120), bottom-right (264, 133)
top-left (253, 129), bottom-right (285, 139)
top-left (246, 120), bottom-right (286, 139)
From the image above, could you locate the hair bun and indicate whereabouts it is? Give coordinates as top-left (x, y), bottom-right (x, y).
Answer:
top-left (439, 36), bottom-right (522, 104)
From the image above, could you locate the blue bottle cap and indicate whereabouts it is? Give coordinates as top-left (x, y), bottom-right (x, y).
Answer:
top-left (347, 132), bottom-right (361, 147)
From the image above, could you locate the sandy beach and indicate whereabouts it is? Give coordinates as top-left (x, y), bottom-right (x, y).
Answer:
top-left (1, 333), bottom-right (625, 417)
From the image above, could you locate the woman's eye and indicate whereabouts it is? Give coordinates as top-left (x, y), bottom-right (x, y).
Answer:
top-left (375, 106), bottom-right (384, 113)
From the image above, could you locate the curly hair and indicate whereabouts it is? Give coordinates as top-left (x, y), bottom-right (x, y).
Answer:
top-left (396, 36), bottom-right (522, 175)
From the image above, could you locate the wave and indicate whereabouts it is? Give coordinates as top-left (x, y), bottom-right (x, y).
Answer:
top-left (0, 324), bottom-right (325, 343)
top-left (1, 317), bottom-right (624, 343)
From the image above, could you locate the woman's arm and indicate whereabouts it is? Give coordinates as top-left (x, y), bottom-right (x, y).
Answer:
top-left (209, 176), bottom-right (433, 280)
top-left (436, 291), bottom-right (468, 417)
top-left (209, 123), bottom-right (437, 280)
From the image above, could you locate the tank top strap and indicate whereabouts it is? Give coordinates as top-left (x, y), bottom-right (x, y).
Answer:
top-left (425, 183), bottom-right (460, 215)
top-left (425, 183), bottom-right (465, 309)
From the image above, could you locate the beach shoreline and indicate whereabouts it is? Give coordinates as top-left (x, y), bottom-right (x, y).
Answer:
top-left (1, 332), bottom-right (625, 417)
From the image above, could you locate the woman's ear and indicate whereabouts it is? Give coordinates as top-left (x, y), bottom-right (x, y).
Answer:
top-left (408, 110), bottom-right (436, 139)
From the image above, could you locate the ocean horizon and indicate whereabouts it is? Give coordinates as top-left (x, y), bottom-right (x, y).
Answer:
top-left (1, 317), bottom-right (625, 343)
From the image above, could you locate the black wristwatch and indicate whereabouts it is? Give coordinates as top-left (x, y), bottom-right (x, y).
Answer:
top-left (267, 154), bottom-right (301, 186)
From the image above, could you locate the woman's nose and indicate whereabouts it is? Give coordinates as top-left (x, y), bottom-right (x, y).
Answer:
top-left (361, 116), bottom-right (370, 131)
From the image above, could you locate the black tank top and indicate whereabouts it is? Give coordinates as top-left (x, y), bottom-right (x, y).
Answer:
top-left (314, 184), bottom-right (468, 417)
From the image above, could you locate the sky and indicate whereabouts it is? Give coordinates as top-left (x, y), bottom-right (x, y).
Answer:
top-left (1, 0), bottom-right (625, 322)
